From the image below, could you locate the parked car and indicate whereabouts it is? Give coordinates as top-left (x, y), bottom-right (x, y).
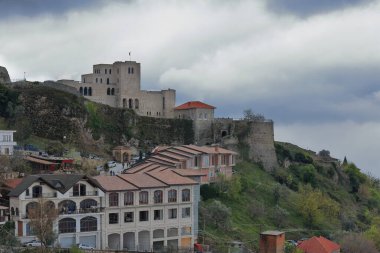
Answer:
top-left (24, 240), bottom-right (42, 247)
top-left (77, 243), bottom-right (94, 249)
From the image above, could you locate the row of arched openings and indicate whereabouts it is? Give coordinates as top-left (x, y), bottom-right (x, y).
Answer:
top-left (58, 216), bottom-right (97, 233)
top-left (25, 199), bottom-right (97, 217)
top-left (123, 98), bottom-right (139, 109)
top-left (79, 87), bottom-right (92, 96)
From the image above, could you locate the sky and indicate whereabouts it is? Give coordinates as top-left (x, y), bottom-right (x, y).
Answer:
top-left (1, 0), bottom-right (380, 176)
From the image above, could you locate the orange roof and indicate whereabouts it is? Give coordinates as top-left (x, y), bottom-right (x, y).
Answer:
top-left (174, 101), bottom-right (215, 110)
top-left (147, 169), bottom-right (197, 185)
top-left (172, 169), bottom-right (208, 177)
top-left (4, 178), bottom-right (23, 189)
top-left (118, 173), bottom-right (167, 188)
top-left (297, 236), bottom-right (340, 253)
top-left (93, 175), bottom-right (138, 191)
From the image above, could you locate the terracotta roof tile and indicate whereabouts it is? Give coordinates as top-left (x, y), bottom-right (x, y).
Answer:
top-left (174, 101), bottom-right (215, 110)
top-left (297, 236), bottom-right (340, 253)
top-left (93, 175), bottom-right (138, 191)
top-left (118, 173), bottom-right (168, 188)
top-left (172, 169), bottom-right (207, 177)
top-left (147, 170), bottom-right (198, 185)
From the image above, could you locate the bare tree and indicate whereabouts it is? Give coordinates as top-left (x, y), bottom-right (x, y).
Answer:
top-left (243, 109), bottom-right (265, 122)
top-left (340, 233), bottom-right (379, 253)
top-left (28, 198), bottom-right (58, 251)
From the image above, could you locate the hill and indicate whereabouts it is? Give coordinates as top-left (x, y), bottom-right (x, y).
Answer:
top-left (0, 82), bottom-right (193, 156)
top-left (200, 142), bottom-right (380, 252)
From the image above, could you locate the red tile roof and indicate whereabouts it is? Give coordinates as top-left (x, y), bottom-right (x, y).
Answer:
top-left (297, 236), bottom-right (340, 253)
top-left (147, 169), bottom-right (198, 185)
top-left (93, 175), bottom-right (138, 191)
top-left (4, 178), bottom-right (23, 189)
top-left (174, 101), bottom-right (215, 110)
top-left (118, 173), bottom-right (168, 188)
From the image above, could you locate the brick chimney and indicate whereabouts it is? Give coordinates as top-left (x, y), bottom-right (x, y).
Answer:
top-left (212, 144), bottom-right (219, 152)
top-left (259, 231), bottom-right (285, 253)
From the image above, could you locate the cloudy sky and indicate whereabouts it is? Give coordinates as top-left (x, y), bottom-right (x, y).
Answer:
top-left (1, 0), bottom-right (380, 176)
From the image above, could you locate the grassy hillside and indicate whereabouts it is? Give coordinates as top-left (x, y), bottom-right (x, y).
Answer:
top-left (200, 142), bottom-right (380, 252)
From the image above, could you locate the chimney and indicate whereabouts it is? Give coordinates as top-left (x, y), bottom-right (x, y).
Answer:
top-left (259, 231), bottom-right (285, 253)
top-left (211, 144), bottom-right (219, 152)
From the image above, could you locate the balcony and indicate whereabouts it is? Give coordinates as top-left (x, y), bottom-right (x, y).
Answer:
top-left (69, 191), bottom-right (98, 197)
top-left (0, 216), bottom-right (7, 223)
top-left (59, 207), bottom-right (105, 215)
top-left (25, 192), bottom-right (57, 199)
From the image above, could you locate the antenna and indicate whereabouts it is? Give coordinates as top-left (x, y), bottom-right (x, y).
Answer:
top-left (129, 52), bottom-right (131, 61)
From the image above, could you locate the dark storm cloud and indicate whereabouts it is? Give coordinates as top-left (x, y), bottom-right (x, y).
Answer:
top-left (0, 0), bottom-right (103, 19)
top-left (266, 0), bottom-right (374, 17)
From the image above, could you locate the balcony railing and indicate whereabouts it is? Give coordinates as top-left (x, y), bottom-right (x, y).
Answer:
top-left (69, 191), bottom-right (98, 197)
top-left (25, 192), bottom-right (57, 199)
top-left (22, 207), bottom-right (105, 219)
top-left (59, 207), bottom-right (105, 215)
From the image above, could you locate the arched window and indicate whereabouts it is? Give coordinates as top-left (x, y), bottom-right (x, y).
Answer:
top-left (107, 88), bottom-right (111, 95)
top-left (154, 190), bottom-right (163, 204)
top-left (32, 185), bottom-right (42, 198)
top-left (11, 207), bottom-right (15, 216)
top-left (123, 98), bottom-right (127, 108)
top-left (105, 69), bottom-right (107, 74)
top-left (131, 67), bottom-right (134, 74)
top-left (44, 201), bottom-right (55, 210)
top-left (139, 191), bottom-right (148, 204)
top-left (80, 199), bottom-right (97, 209)
top-left (100, 78), bottom-right (102, 83)
top-left (109, 193), bottom-right (119, 207)
top-left (26, 202), bottom-right (39, 217)
top-left (128, 67), bottom-right (131, 74)
top-left (134, 99), bottom-right (139, 109)
top-left (80, 216), bottom-right (97, 232)
top-left (111, 88), bottom-right (115, 95)
top-left (84, 87), bottom-right (88, 96)
top-left (96, 78), bottom-right (98, 83)
top-left (88, 87), bottom-right (92, 96)
top-left (128, 99), bottom-right (133, 109)
top-left (109, 69), bottom-right (112, 74)
top-left (79, 87), bottom-right (83, 95)
top-left (124, 192), bottom-right (134, 206)
top-left (58, 200), bottom-right (76, 215)
top-left (182, 189), bottom-right (190, 202)
top-left (168, 189), bottom-right (177, 203)
top-left (107, 78), bottom-right (110, 84)
top-left (16, 208), bottom-right (19, 216)
top-left (59, 218), bottom-right (76, 233)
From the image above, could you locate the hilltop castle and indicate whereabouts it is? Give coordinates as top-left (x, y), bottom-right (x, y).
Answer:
top-left (59, 61), bottom-right (176, 118)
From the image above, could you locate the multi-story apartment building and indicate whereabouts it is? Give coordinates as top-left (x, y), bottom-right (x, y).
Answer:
top-left (0, 130), bottom-right (17, 155)
top-left (59, 61), bottom-right (176, 118)
top-left (8, 175), bottom-right (105, 248)
top-left (93, 169), bottom-right (200, 251)
top-left (128, 145), bottom-right (238, 184)
top-left (8, 170), bottom-right (201, 251)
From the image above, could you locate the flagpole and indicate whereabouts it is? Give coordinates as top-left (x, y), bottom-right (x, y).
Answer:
top-left (129, 52), bottom-right (131, 61)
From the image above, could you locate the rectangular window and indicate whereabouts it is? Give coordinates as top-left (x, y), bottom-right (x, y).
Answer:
top-left (109, 213), bottom-right (118, 224)
top-left (109, 193), bottom-right (119, 207)
top-left (139, 211), bottom-right (149, 222)
top-left (124, 212), bottom-right (134, 223)
top-left (168, 208), bottom-right (177, 219)
top-left (203, 155), bottom-right (210, 167)
top-left (124, 192), bottom-right (134, 206)
top-left (182, 207), bottom-right (191, 218)
top-left (154, 209), bottom-right (163, 221)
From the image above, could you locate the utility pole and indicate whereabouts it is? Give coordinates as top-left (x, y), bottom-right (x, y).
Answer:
top-left (24, 72), bottom-right (26, 81)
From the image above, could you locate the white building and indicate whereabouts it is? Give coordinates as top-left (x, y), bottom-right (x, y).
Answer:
top-left (93, 169), bottom-right (200, 251)
top-left (8, 175), bottom-right (105, 249)
top-left (0, 130), bottom-right (17, 155)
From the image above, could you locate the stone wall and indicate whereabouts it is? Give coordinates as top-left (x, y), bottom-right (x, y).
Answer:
top-left (0, 66), bottom-right (11, 83)
top-left (209, 118), bottom-right (278, 171)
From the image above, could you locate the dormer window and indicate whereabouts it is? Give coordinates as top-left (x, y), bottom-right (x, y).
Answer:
top-left (32, 186), bottom-right (42, 198)
top-left (73, 183), bottom-right (86, 196)
top-left (26, 188), bottom-right (30, 196)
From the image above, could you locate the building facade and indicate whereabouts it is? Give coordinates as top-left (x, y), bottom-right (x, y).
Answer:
top-left (174, 101), bottom-right (215, 144)
top-left (94, 170), bottom-right (199, 251)
top-left (129, 144), bottom-right (238, 184)
top-left (59, 61), bottom-right (176, 118)
top-left (8, 175), bottom-right (105, 249)
top-left (0, 130), bottom-right (17, 155)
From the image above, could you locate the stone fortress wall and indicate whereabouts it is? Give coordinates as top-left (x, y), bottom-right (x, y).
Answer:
top-left (0, 66), bottom-right (11, 83)
top-left (59, 61), bottom-right (176, 118)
